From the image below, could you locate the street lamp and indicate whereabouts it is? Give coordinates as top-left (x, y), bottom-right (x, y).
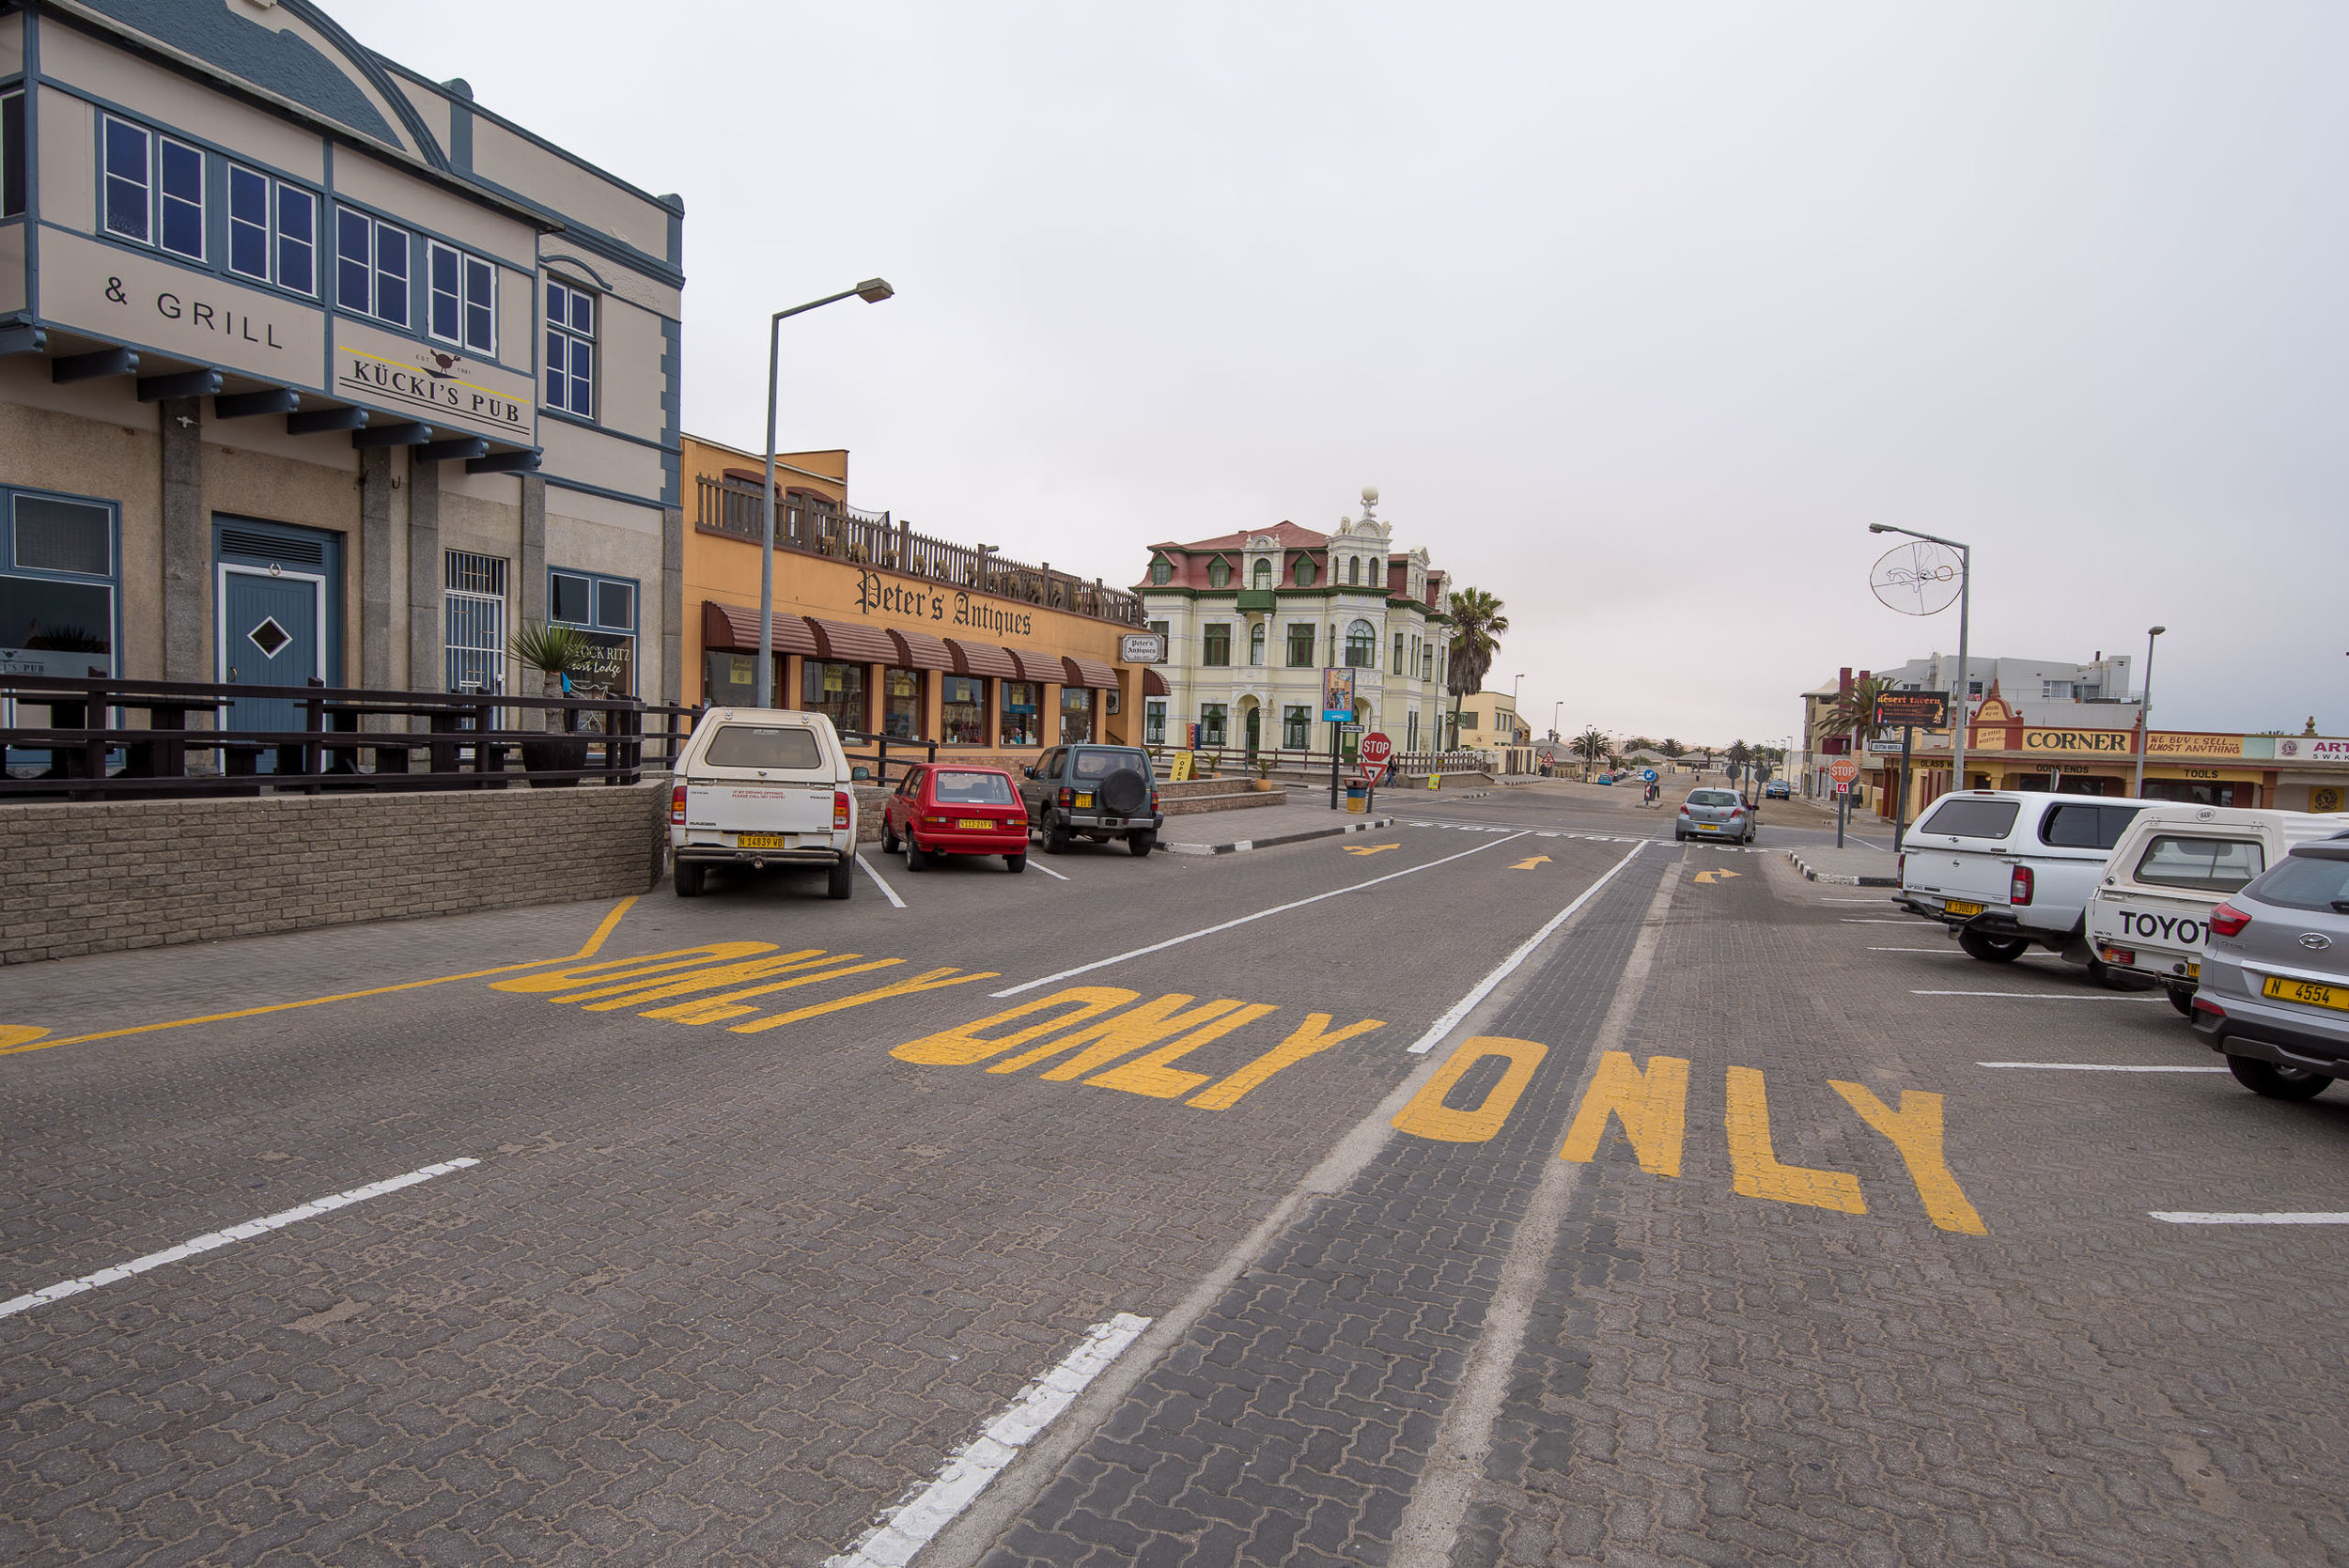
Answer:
top-left (755, 278), bottom-right (896, 708)
top-left (1868, 522), bottom-right (1972, 794)
top-left (2133, 625), bottom-right (2167, 796)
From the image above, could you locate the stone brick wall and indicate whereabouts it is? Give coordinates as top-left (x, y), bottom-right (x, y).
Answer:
top-left (0, 781), bottom-right (668, 966)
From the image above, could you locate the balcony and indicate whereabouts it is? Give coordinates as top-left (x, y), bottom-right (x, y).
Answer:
top-left (1235, 589), bottom-right (1277, 612)
top-left (692, 474), bottom-right (1143, 627)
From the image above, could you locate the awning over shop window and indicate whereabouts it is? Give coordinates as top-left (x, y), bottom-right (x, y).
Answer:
top-left (889, 626), bottom-right (956, 672)
top-left (1061, 656), bottom-right (1120, 690)
top-left (1143, 668), bottom-right (1170, 697)
top-left (1006, 648), bottom-right (1063, 684)
top-left (945, 639), bottom-right (1020, 680)
top-left (806, 615), bottom-right (900, 665)
top-left (703, 599), bottom-right (818, 656)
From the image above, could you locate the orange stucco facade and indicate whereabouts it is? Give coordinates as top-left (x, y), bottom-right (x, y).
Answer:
top-left (679, 435), bottom-right (1154, 755)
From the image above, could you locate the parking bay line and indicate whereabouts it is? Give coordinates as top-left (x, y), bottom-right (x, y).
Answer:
top-left (1980, 1062), bottom-right (2228, 1072)
top-left (1028, 861), bottom-right (1071, 882)
top-left (855, 853), bottom-right (908, 909)
top-left (0, 1158), bottom-right (480, 1320)
top-left (2151, 1212), bottom-right (2349, 1225)
top-left (825, 1313), bottom-right (1151, 1567)
top-left (1916, 989), bottom-right (2165, 1001)
top-left (988, 831), bottom-right (1533, 998)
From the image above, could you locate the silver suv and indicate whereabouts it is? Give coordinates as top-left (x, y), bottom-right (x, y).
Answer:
top-left (2190, 839), bottom-right (2349, 1100)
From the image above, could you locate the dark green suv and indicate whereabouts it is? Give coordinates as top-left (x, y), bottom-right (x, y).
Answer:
top-left (1018, 745), bottom-right (1165, 857)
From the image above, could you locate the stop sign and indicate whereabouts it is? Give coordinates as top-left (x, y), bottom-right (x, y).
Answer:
top-left (1360, 732), bottom-right (1393, 770)
top-left (1829, 757), bottom-right (1860, 785)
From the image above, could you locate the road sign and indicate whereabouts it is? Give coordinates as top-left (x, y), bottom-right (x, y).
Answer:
top-left (1829, 757), bottom-right (1860, 785)
top-left (1320, 668), bottom-right (1355, 722)
top-left (1641, 768), bottom-right (1658, 783)
top-left (1865, 737), bottom-right (1905, 754)
top-left (1834, 780), bottom-right (1851, 795)
top-left (1360, 732), bottom-right (1393, 770)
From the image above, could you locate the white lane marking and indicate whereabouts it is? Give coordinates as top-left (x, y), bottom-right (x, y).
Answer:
top-left (1028, 861), bottom-right (1071, 882)
top-left (1979, 1062), bottom-right (2228, 1072)
top-left (989, 832), bottom-right (1532, 998)
top-left (855, 853), bottom-right (908, 909)
top-left (825, 1312), bottom-right (1152, 1567)
top-left (0, 1158), bottom-right (481, 1321)
top-left (1914, 989), bottom-right (2163, 1001)
top-left (2151, 1212), bottom-right (2349, 1225)
top-left (1407, 841), bottom-right (1648, 1054)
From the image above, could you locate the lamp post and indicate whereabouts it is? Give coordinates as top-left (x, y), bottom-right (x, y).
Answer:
top-left (2132, 625), bottom-right (2167, 796)
top-left (754, 278), bottom-right (896, 708)
top-left (1868, 522), bottom-right (1972, 794)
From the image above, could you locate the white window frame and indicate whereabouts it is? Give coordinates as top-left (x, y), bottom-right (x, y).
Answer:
top-left (428, 240), bottom-right (499, 356)
top-left (101, 116), bottom-right (151, 244)
top-left (443, 550), bottom-right (508, 696)
top-left (336, 207), bottom-right (411, 326)
top-left (546, 279), bottom-right (597, 417)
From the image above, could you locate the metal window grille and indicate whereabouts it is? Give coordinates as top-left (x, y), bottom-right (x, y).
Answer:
top-left (443, 550), bottom-right (506, 696)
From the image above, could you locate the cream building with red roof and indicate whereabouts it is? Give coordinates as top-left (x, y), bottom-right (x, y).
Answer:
top-left (1134, 488), bottom-right (1454, 763)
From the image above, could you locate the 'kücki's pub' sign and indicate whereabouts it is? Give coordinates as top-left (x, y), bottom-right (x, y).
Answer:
top-left (1873, 691), bottom-right (1950, 729)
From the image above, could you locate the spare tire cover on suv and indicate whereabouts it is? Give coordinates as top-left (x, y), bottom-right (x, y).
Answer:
top-left (1098, 768), bottom-right (1148, 815)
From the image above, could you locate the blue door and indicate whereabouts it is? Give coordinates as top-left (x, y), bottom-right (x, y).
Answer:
top-left (221, 567), bottom-right (320, 743)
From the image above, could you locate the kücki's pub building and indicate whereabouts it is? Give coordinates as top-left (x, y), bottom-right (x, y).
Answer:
top-left (681, 435), bottom-right (1164, 758)
top-left (0, 3), bottom-right (685, 716)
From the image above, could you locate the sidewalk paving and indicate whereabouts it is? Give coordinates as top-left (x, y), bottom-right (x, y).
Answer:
top-left (1157, 798), bottom-right (1397, 856)
top-left (1783, 842), bottom-right (1901, 885)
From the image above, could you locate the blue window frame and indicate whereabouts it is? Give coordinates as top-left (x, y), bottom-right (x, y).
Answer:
top-left (428, 241), bottom-right (497, 355)
top-left (276, 185), bottom-right (316, 296)
top-left (2, 91), bottom-right (24, 219)
top-left (159, 136), bottom-right (203, 259)
top-left (101, 116), bottom-right (150, 242)
top-left (546, 280), bottom-right (595, 417)
top-left (549, 567), bottom-right (638, 697)
top-left (227, 164), bottom-right (269, 279)
top-left (336, 206), bottom-right (410, 326)
top-left (223, 163), bottom-right (318, 297)
top-left (0, 489), bottom-right (118, 682)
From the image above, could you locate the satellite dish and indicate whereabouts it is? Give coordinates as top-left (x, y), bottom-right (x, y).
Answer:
top-left (1870, 541), bottom-right (1963, 616)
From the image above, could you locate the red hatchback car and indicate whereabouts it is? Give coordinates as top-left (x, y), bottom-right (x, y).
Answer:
top-left (879, 764), bottom-right (1030, 873)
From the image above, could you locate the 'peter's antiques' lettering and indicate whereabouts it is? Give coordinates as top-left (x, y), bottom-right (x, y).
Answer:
top-left (857, 569), bottom-right (1034, 637)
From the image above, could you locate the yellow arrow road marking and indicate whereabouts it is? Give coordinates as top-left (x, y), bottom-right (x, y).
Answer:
top-left (1345, 843), bottom-right (1402, 856)
top-left (1692, 868), bottom-right (1741, 885)
top-left (1508, 856), bottom-right (1551, 870)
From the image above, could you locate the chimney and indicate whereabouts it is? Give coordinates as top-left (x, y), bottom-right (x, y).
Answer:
top-left (1839, 666), bottom-right (1852, 695)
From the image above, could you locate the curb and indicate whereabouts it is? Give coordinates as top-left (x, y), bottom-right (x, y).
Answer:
top-left (1163, 816), bottom-right (1397, 857)
top-left (1784, 848), bottom-right (1899, 887)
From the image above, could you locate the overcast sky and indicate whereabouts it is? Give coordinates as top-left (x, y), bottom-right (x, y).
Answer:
top-left (338, 1), bottom-right (2347, 747)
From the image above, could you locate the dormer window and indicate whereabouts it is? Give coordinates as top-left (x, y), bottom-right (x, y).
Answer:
top-left (1207, 558), bottom-right (1231, 588)
top-left (1252, 558), bottom-right (1272, 589)
top-left (1347, 557), bottom-right (1360, 585)
top-left (1294, 556), bottom-right (1316, 586)
top-left (1149, 556), bottom-right (1172, 585)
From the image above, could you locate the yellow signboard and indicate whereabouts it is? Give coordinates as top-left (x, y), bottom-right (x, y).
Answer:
top-left (1166, 750), bottom-right (1195, 782)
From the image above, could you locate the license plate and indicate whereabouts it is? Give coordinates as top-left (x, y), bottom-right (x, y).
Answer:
top-left (1697, 823), bottom-right (1719, 831)
top-left (956, 818), bottom-right (993, 830)
top-left (736, 832), bottom-right (789, 849)
top-left (2186, 961), bottom-right (2201, 980)
top-left (2262, 975), bottom-right (2349, 1012)
top-left (1077, 793), bottom-right (1094, 808)
top-left (1944, 899), bottom-right (1983, 917)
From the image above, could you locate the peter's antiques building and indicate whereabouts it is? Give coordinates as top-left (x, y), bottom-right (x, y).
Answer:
top-left (0, 2), bottom-right (683, 711)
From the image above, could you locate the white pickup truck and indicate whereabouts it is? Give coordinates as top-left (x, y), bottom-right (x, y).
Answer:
top-left (2085, 806), bottom-right (2344, 1014)
top-left (668, 707), bottom-right (857, 899)
top-left (1897, 790), bottom-right (2147, 978)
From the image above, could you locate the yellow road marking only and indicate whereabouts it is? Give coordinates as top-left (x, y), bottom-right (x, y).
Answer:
top-left (0, 894), bottom-right (641, 1060)
top-left (1508, 856), bottom-right (1552, 871)
top-left (1692, 868), bottom-right (1740, 885)
top-left (1345, 843), bottom-right (1402, 856)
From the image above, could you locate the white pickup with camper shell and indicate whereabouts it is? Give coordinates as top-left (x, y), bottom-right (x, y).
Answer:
top-left (2084, 806), bottom-right (2345, 1014)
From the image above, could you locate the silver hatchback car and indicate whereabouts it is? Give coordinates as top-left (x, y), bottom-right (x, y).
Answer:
top-left (2191, 839), bottom-right (2349, 1100)
top-left (1676, 787), bottom-right (1754, 845)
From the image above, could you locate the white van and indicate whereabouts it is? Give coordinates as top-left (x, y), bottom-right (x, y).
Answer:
top-left (668, 708), bottom-right (857, 899)
top-left (2086, 806), bottom-right (2345, 1013)
top-left (1898, 790), bottom-right (2148, 976)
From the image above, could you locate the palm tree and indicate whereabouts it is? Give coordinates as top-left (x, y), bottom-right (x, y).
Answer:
top-left (1660, 737), bottom-right (1684, 758)
top-left (1445, 587), bottom-right (1509, 746)
top-left (1824, 675), bottom-right (1894, 747)
top-left (1571, 725), bottom-right (1609, 780)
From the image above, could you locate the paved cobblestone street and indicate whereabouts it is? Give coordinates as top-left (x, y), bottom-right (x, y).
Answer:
top-left (4, 784), bottom-right (2344, 1565)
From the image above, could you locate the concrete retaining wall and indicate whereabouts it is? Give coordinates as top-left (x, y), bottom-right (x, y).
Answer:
top-left (0, 782), bottom-right (669, 965)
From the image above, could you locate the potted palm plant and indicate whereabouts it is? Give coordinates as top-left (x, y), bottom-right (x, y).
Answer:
top-left (1252, 755), bottom-right (1275, 791)
top-left (508, 620), bottom-right (592, 784)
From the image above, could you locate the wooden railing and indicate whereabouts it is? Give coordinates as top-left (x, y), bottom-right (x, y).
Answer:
top-left (0, 674), bottom-right (701, 800)
top-left (692, 474), bottom-right (1144, 627)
